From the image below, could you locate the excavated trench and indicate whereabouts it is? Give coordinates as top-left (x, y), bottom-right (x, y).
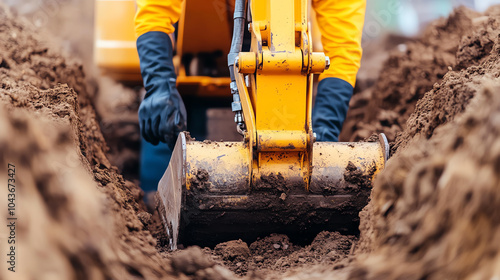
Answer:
top-left (1, 3), bottom-right (500, 280)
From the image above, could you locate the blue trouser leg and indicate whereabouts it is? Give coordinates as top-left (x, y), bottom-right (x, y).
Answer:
top-left (312, 77), bottom-right (354, 142)
top-left (139, 137), bottom-right (172, 192)
top-left (137, 30), bottom-right (186, 194)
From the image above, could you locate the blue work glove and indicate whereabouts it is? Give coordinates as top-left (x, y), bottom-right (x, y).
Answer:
top-left (312, 77), bottom-right (353, 142)
top-left (137, 31), bottom-right (187, 149)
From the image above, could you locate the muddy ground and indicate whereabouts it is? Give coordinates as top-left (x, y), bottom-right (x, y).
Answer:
top-left (1, 3), bottom-right (500, 280)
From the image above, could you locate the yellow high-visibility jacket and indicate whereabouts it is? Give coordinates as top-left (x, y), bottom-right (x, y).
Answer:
top-left (135, 0), bottom-right (365, 87)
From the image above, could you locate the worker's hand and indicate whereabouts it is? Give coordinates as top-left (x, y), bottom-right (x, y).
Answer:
top-left (139, 84), bottom-right (187, 148)
top-left (137, 31), bottom-right (187, 149)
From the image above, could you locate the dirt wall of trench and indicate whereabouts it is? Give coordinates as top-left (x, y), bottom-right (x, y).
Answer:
top-left (0, 5), bottom-right (234, 280)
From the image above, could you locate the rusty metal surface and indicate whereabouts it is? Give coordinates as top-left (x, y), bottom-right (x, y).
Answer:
top-left (156, 133), bottom-right (187, 250)
top-left (181, 191), bottom-right (366, 247)
top-left (257, 130), bottom-right (308, 152)
top-left (185, 140), bottom-right (251, 193)
top-left (310, 141), bottom-right (386, 194)
top-left (157, 134), bottom-right (389, 248)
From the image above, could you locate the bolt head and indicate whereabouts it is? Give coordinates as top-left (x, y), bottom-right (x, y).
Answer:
top-left (325, 57), bottom-right (331, 70)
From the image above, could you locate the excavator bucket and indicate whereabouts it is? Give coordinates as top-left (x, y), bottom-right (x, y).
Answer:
top-left (156, 0), bottom-right (390, 249)
top-left (156, 132), bottom-right (389, 249)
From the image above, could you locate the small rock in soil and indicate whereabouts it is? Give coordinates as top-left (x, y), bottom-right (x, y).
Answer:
top-left (171, 246), bottom-right (215, 275)
top-left (214, 239), bottom-right (250, 261)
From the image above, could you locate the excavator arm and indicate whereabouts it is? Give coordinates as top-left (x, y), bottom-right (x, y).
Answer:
top-left (157, 0), bottom-right (388, 249)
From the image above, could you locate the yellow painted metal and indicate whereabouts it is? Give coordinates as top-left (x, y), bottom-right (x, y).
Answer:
top-left (176, 0), bottom-right (233, 57)
top-left (180, 138), bottom-right (387, 194)
top-left (252, 151), bottom-right (309, 187)
top-left (305, 21), bottom-right (314, 137)
top-left (176, 76), bottom-right (231, 97)
top-left (175, 0), bottom-right (234, 96)
top-left (94, 0), bottom-right (235, 94)
top-left (184, 139), bottom-right (251, 192)
top-left (312, 142), bottom-right (386, 181)
top-left (180, 136), bottom-right (386, 196)
top-left (237, 52), bottom-right (257, 74)
top-left (268, 0), bottom-right (295, 51)
top-left (255, 74), bottom-right (306, 131)
top-left (260, 50), bottom-right (304, 73)
top-left (310, 52), bottom-right (328, 73)
top-left (94, 0), bottom-right (326, 85)
top-left (245, 0), bottom-right (320, 133)
top-left (257, 130), bottom-right (307, 152)
top-left (230, 0), bottom-right (329, 190)
top-left (250, 0), bottom-right (269, 45)
top-left (94, 0), bottom-right (141, 81)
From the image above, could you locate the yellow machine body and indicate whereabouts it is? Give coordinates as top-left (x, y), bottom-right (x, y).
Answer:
top-left (94, 0), bottom-right (232, 96)
top-left (157, 0), bottom-right (389, 249)
top-left (94, 0), bottom-right (141, 81)
top-left (93, 0), bottom-right (323, 92)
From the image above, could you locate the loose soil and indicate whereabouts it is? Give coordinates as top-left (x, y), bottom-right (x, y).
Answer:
top-left (346, 5), bottom-right (500, 280)
top-left (2, 3), bottom-right (500, 280)
top-left (0, 6), bottom-right (230, 279)
top-left (208, 232), bottom-right (356, 277)
top-left (340, 6), bottom-right (496, 143)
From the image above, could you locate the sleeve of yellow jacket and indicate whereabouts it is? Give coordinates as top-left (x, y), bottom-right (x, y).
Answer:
top-left (312, 0), bottom-right (366, 87)
top-left (135, 0), bottom-right (183, 38)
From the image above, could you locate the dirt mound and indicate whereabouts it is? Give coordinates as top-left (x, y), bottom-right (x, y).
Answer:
top-left (0, 5), bottom-right (235, 279)
top-left (170, 246), bottom-right (234, 279)
top-left (345, 9), bottom-right (500, 280)
top-left (0, 98), bottom-right (149, 279)
top-left (207, 232), bottom-right (356, 278)
top-left (0, 5), bottom-right (167, 279)
top-left (93, 77), bottom-right (141, 181)
top-left (394, 19), bottom-right (500, 152)
top-left (340, 6), bottom-right (486, 142)
top-left (351, 86), bottom-right (500, 280)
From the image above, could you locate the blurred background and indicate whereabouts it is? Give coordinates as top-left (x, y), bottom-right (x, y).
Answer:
top-left (4, 0), bottom-right (500, 57)
top-left (364, 0), bottom-right (485, 38)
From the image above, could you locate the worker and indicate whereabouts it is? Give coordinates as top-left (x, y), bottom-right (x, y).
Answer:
top-left (134, 0), bottom-right (365, 186)
top-left (309, 0), bottom-right (366, 142)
